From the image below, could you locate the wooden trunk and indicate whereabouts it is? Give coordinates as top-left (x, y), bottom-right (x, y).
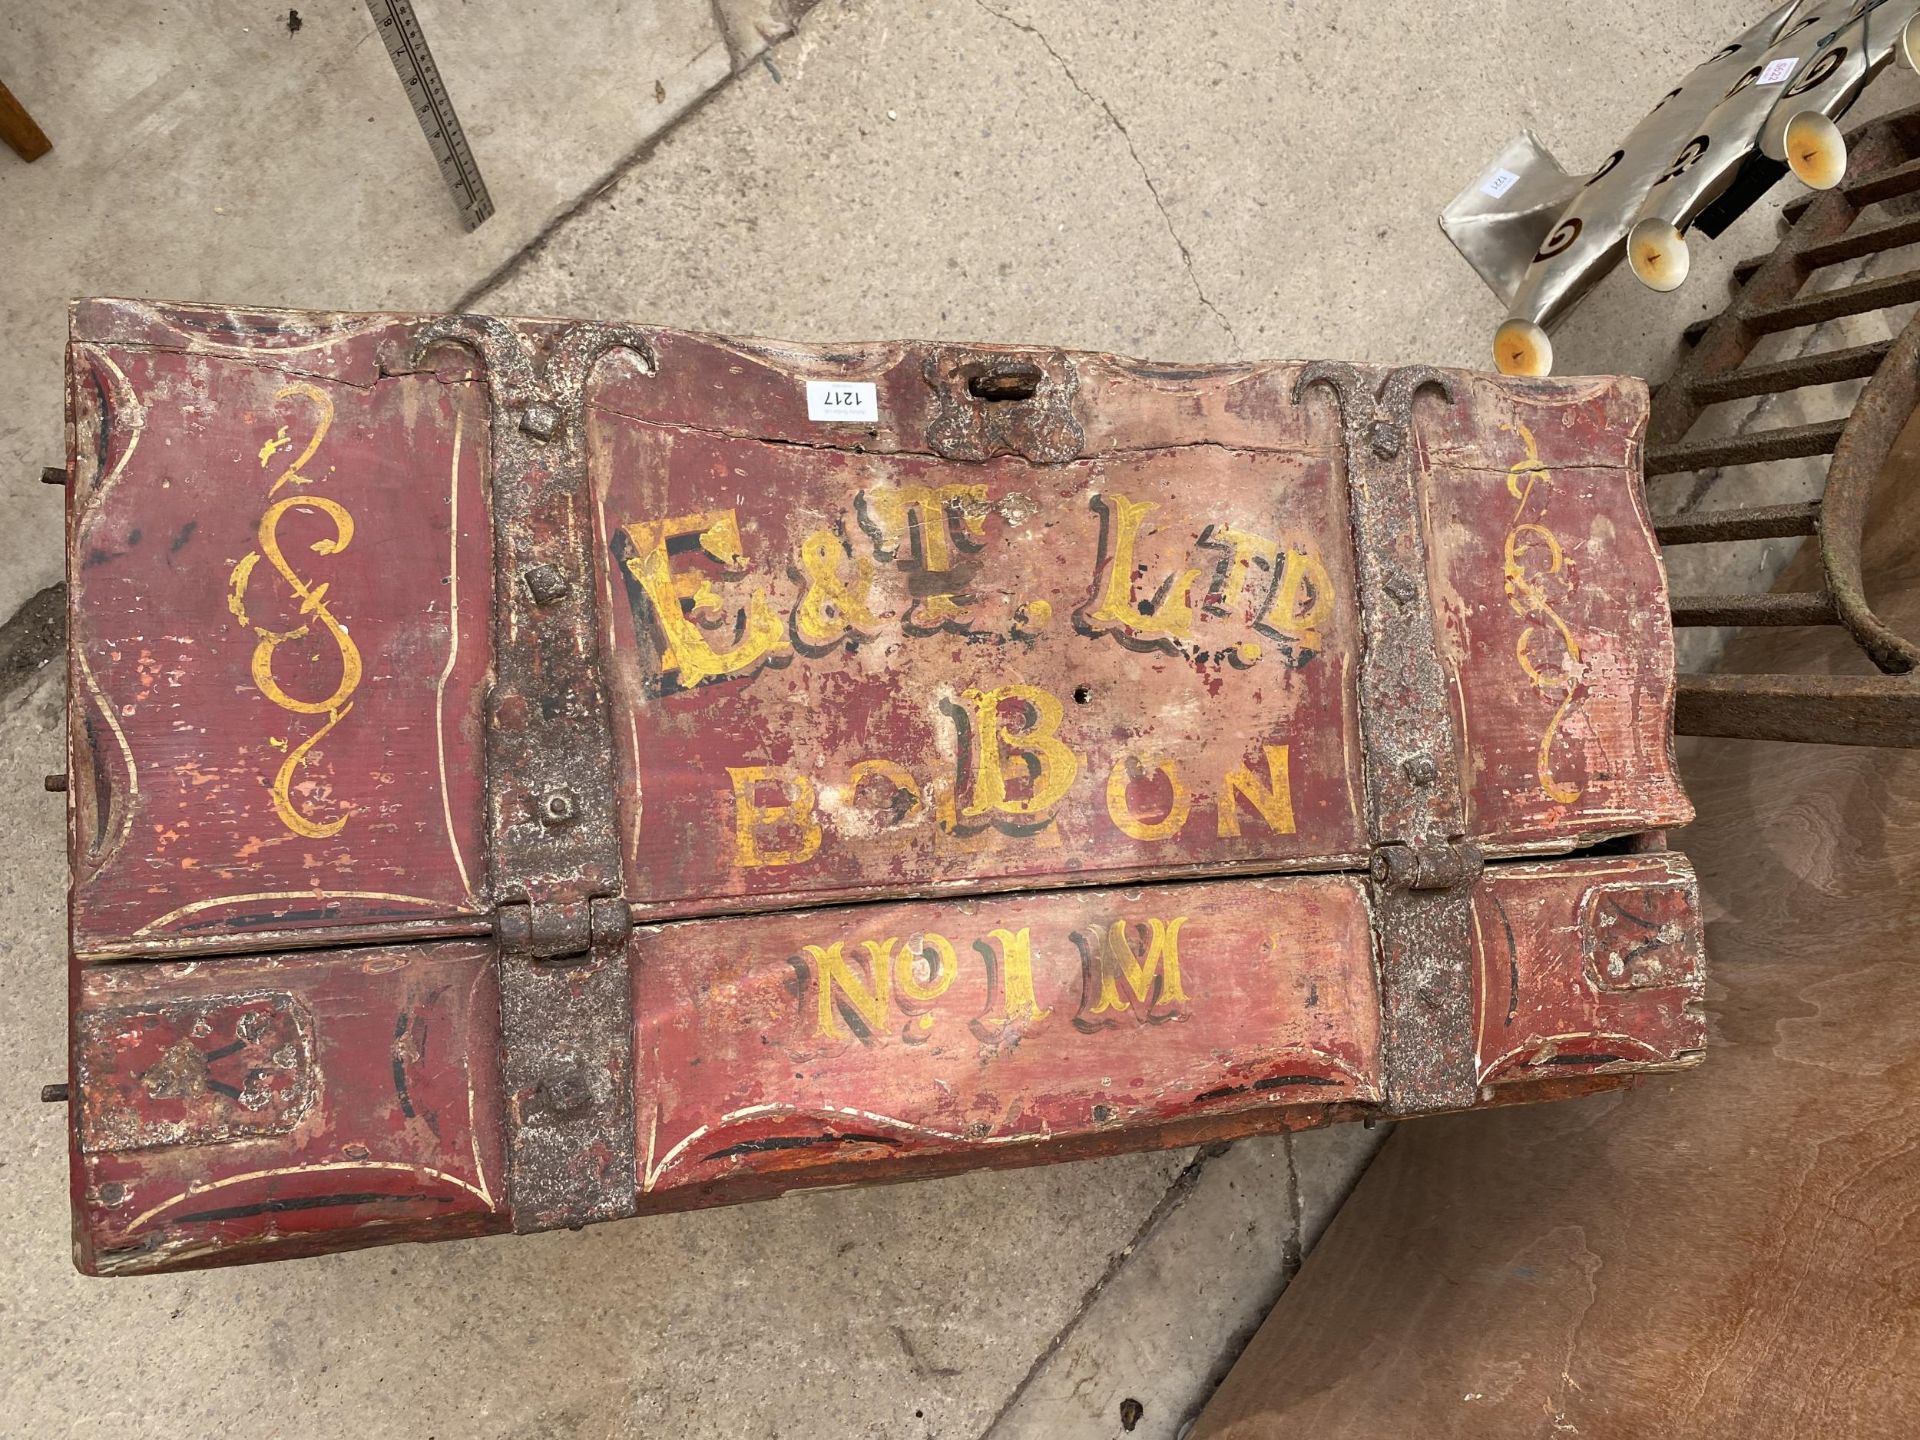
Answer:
top-left (59, 299), bottom-right (1703, 1273)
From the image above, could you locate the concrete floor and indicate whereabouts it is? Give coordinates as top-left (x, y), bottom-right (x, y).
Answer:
top-left (0, 1), bottom-right (1864, 1436)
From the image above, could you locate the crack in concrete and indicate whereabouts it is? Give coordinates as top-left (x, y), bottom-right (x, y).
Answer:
top-left (1280, 1129), bottom-right (1305, 1275)
top-left (971, 0), bottom-right (1239, 342)
top-left (709, 0), bottom-right (747, 73)
top-left (1171, 1133), bottom-right (1308, 1436)
top-left (454, 4), bottom-right (816, 315)
top-left (973, 1142), bottom-right (1232, 1440)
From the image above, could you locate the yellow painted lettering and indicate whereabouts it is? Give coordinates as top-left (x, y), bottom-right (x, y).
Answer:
top-left (622, 510), bottom-right (788, 688)
top-left (792, 528), bottom-right (881, 650)
top-left (859, 484), bottom-right (990, 572)
top-left (729, 765), bottom-right (823, 868)
top-left (1079, 493), bottom-right (1198, 647)
top-left (1255, 547), bottom-right (1334, 660)
top-left (959, 684), bottom-right (1082, 823)
top-left (1084, 917), bottom-right (1189, 1020)
top-left (1105, 753), bottom-right (1193, 842)
top-left (1198, 524), bottom-right (1278, 613)
top-left (894, 932), bottom-right (958, 1006)
top-left (810, 940), bottom-right (892, 1041)
top-left (1217, 744), bottom-right (1295, 838)
top-left (972, 927), bottom-right (1051, 1037)
top-left (904, 591), bottom-right (979, 636)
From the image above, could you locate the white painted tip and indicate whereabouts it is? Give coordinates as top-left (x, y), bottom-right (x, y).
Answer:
top-left (1627, 217), bottom-right (1691, 292)
top-left (1785, 111), bottom-right (1846, 191)
top-left (1493, 318), bottom-right (1553, 377)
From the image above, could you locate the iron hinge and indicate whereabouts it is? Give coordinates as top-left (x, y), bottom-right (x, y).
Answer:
top-left (496, 896), bottom-right (633, 961)
top-left (1369, 840), bottom-right (1484, 892)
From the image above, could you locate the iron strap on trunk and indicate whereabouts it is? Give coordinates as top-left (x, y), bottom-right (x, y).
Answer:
top-left (1294, 363), bottom-right (1483, 1116)
top-left (410, 317), bottom-right (653, 1232)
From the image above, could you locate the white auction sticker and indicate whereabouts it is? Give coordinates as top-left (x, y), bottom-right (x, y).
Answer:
top-left (805, 379), bottom-right (879, 422)
top-left (1759, 57), bottom-right (1799, 85)
top-left (1481, 167), bottom-right (1521, 200)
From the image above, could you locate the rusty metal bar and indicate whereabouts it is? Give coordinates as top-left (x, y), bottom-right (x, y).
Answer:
top-left (1818, 309), bottom-right (1920, 675)
top-left (1747, 269), bottom-right (1920, 336)
top-left (1843, 154), bottom-right (1920, 207)
top-left (1645, 418), bottom-right (1847, 476)
top-left (410, 316), bottom-right (648, 1234)
top-left (1653, 501), bottom-right (1820, 546)
top-left (1670, 592), bottom-right (1838, 627)
top-left (1728, 256), bottom-right (1781, 288)
top-left (1650, 103), bottom-right (1920, 747)
top-left (1688, 340), bottom-right (1892, 406)
top-left (1800, 211), bottom-right (1920, 268)
top-left (1733, 213), bottom-right (1920, 285)
top-left (1292, 363), bottom-right (1480, 1117)
top-left (1784, 153), bottom-right (1920, 223)
top-left (1649, 114), bottom-right (1908, 449)
top-left (1676, 673), bottom-right (1920, 746)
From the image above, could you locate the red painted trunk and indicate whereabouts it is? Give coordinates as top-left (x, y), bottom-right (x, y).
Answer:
top-left (59, 299), bottom-right (1703, 1273)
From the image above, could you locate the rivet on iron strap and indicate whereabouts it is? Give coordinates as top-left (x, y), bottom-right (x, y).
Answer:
top-left (411, 315), bottom-right (652, 1231)
top-left (1294, 362), bottom-right (1482, 1116)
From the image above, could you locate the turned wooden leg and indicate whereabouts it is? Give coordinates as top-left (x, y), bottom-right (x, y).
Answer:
top-left (0, 80), bottom-right (51, 162)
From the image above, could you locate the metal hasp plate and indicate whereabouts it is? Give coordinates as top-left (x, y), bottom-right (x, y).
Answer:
top-left (57, 299), bottom-right (1704, 1273)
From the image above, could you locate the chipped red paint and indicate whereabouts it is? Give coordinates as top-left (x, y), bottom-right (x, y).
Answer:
top-left (66, 856), bottom-right (1705, 1269)
top-left (71, 941), bottom-right (506, 1275)
top-left (1473, 853), bottom-right (1707, 1086)
top-left (633, 874), bottom-right (1384, 1199)
top-left (597, 422), bottom-right (1367, 917)
top-left (66, 310), bottom-right (492, 960)
top-left (1422, 380), bottom-right (1690, 847)
top-left (61, 299), bottom-right (1705, 1272)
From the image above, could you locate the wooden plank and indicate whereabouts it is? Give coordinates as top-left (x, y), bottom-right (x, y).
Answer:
top-left (64, 309), bottom-right (494, 960)
top-left (631, 853), bottom-right (1703, 1206)
top-left (598, 411), bottom-right (1372, 915)
top-left (64, 301), bottom-right (1690, 960)
top-left (598, 355), bottom-right (1683, 916)
top-left (0, 78), bottom-right (51, 162)
top-left (70, 940), bottom-right (507, 1275)
top-left (1190, 390), bottom-right (1920, 1440)
top-left (1420, 378), bottom-right (1687, 848)
top-left (70, 854), bottom-right (1705, 1271)
top-left (634, 873), bottom-right (1383, 1201)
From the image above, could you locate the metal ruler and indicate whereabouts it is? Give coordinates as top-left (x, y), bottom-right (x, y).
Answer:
top-left (367, 0), bottom-right (495, 230)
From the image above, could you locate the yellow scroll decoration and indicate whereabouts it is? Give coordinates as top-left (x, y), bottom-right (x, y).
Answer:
top-left (227, 383), bottom-right (361, 838)
top-left (1500, 422), bottom-right (1583, 805)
